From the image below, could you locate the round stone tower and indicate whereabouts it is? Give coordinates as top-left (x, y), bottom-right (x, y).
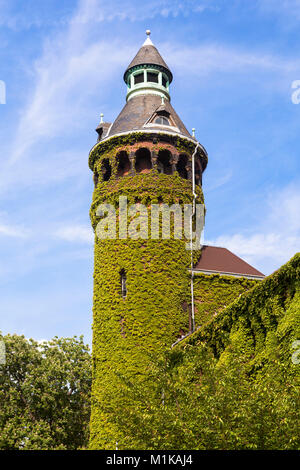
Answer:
top-left (89, 32), bottom-right (208, 449)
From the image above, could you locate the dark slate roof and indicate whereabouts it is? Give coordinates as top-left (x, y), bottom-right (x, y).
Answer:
top-left (194, 245), bottom-right (265, 278)
top-left (95, 122), bottom-right (111, 140)
top-left (105, 94), bottom-right (193, 140)
top-left (124, 44), bottom-right (173, 82)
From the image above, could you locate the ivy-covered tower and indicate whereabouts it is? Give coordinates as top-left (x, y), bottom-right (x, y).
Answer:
top-left (88, 31), bottom-right (208, 449)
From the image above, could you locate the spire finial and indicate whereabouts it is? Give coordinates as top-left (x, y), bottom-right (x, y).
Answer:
top-left (100, 113), bottom-right (104, 123)
top-left (143, 29), bottom-right (153, 46)
top-left (192, 128), bottom-right (195, 137)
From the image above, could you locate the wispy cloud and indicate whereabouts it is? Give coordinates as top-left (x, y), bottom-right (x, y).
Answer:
top-left (204, 170), bottom-right (232, 192)
top-left (72, 0), bottom-right (217, 24)
top-left (207, 183), bottom-right (300, 274)
top-left (0, 222), bottom-right (29, 238)
top-left (166, 42), bottom-right (300, 77)
top-left (55, 225), bottom-right (93, 244)
top-left (0, 0), bottom-right (75, 30)
top-left (259, 0), bottom-right (300, 20)
top-left (11, 37), bottom-right (300, 171)
top-left (10, 40), bottom-right (131, 163)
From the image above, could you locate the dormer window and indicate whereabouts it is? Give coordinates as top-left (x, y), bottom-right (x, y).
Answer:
top-left (145, 108), bottom-right (178, 131)
top-left (155, 116), bottom-right (170, 126)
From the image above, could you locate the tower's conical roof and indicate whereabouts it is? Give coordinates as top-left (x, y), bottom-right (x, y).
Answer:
top-left (105, 94), bottom-right (192, 139)
top-left (99, 32), bottom-right (195, 142)
top-left (124, 31), bottom-right (173, 83)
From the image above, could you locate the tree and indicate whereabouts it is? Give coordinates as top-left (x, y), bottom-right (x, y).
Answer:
top-left (0, 333), bottom-right (298, 450)
top-left (106, 345), bottom-right (300, 450)
top-left (0, 334), bottom-right (91, 450)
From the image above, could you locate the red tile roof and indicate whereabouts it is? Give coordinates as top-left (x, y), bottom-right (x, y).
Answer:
top-left (194, 245), bottom-right (264, 278)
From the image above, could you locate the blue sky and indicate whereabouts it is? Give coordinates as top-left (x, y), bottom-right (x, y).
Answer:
top-left (0, 0), bottom-right (299, 344)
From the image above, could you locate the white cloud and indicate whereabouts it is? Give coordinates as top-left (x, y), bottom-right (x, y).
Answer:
top-left (10, 38), bottom-right (131, 163)
top-left (0, 223), bottom-right (29, 238)
top-left (207, 183), bottom-right (300, 274)
top-left (8, 0), bottom-right (300, 170)
top-left (12, 38), bottom-right (299, 171)
top-left (166, 42), bottom-right (300, 77)
top-left (0, 0), bottom-right (218, 31)
top-left (55, 225), bottom-right (93, 244)
top-left (0, 149), bottom-right (88, 196)
top-left (72, 0), bottom-right (216, 24)
top-left (209, 232), bottom-right (299, 271)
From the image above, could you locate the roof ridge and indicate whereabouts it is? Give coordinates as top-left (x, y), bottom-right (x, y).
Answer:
top-left (196, 245), bottom-right (264, 277)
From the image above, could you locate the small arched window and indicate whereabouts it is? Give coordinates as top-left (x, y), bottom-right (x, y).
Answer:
top-left (135, 148), bottom-right (152, 173)
top-left (117, 151), bottom-right (131, 177)
top-left (157, 150), bottom-right (172, 175)
top-left (101, 159), bottom-right (111, 182)
top-left (155, 116), bottom-right (170, 126)
top-left (120, 269), bottom-right (127, 299)
top-left (176, 154), bottom-right (188, 179)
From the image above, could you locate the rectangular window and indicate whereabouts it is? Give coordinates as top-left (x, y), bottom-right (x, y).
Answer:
top-left (134, 73), bottom-right (144, 85)
top-left (147, 72), bottom-right (158, 83)
top-left (120, 270), bottom-right (127, 299)
top-left (162, 75), bottom-right (167, 87)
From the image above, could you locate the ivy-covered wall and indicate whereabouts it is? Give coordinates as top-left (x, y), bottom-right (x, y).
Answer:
top-left (180, 253), bottom-right (300, 373)
top-left (88, 132), bottom-right (208, 172)
top-left (193, 274), bottom-right (259, 327)
top-left (88, 133), bottom-right (299, 450)
top-left (89, 134), bottom-right (205, 449)
top-left (89, 132), bottom-right (285, 450)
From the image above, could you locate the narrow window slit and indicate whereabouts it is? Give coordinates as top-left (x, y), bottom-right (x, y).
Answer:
top-left (120, 269), bottom-right (127, 299)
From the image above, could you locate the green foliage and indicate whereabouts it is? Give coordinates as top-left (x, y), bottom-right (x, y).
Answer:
top-left (89, 137), bottom-right (204, 449)
top-left (193, 273), bottom-right (258, 326)
top-left (88, 132), bottom-right (207, 171)
top-left (0, 256), bottom-right (297, 450)
top-left (89, 131), bottom-right (299, 450)
top-left (182, 253), bottom-right (300, 371)
top-left (106, 346), bottom-right (299, 450)
top-left (0, 334), bottom-right (91, 450)
top-left (92, 253), bottom-right (300, 450)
